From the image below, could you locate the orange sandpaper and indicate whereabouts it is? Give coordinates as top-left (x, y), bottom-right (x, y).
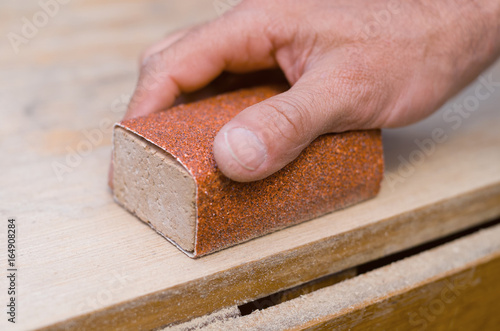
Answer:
top-left (113, 86), bottom-right (384, 257)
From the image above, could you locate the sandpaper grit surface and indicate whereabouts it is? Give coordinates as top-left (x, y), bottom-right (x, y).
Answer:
top-left (115, 86), bottom-right (384, 257)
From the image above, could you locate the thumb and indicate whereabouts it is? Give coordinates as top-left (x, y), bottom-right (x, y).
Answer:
top-left (213, 72), bottom-right (347, 182)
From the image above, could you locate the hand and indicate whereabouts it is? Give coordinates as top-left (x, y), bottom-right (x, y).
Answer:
top-left (122, 0), bottom-right (500, 182)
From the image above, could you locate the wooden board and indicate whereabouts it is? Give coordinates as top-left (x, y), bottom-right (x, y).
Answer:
top-left (174, 223), bottom-right (500, 330)
top-left (1, 1), bottom-right (500, 330)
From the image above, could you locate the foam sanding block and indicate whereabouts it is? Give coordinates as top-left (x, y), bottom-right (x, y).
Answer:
top-left (112, 86), bottom-right (384, 257)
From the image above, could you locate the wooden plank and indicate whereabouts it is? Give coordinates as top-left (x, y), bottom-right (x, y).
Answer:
top-left (1, 1), bottom-right (500, 330)
top-left (164, 268), bottom-right (358, 330)
top-left (173, 223), bottom-right (500, 330)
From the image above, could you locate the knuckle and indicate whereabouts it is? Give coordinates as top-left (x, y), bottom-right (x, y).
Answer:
top-left (326, 60), bottom-right (389, 128)
top-left (138, 52), bottom-right (173, 89)
top-left (139, 50), bottom-right (149, 66)
top-left (258, 95), bottom-right (313, 144)
top-left (141, 52), bottom-right (163, 76)
top-left (139, 46), bottom-right (158, 67)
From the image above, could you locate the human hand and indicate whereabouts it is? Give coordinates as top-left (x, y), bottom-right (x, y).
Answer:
top-left (121, 0), bottom-right (500, 182)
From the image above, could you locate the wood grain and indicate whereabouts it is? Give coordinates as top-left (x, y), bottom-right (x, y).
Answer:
top-left (186, 223), bottom-right (500, 330)
top-left (1, 1), bottom-right (500, 330)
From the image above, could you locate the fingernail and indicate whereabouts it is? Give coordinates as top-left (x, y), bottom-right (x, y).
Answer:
top-left (224, 128), bottom-right (267, 171)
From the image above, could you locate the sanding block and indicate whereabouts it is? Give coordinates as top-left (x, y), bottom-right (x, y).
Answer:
top-left (112, 86), bottom-right (384, 257)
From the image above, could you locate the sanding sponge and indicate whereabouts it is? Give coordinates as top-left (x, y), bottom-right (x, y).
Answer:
top-left (112, 86), bottom-right (384, 257)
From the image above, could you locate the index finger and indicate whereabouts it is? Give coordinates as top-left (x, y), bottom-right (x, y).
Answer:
top-left (124, 12), bottom-right (278, 120)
